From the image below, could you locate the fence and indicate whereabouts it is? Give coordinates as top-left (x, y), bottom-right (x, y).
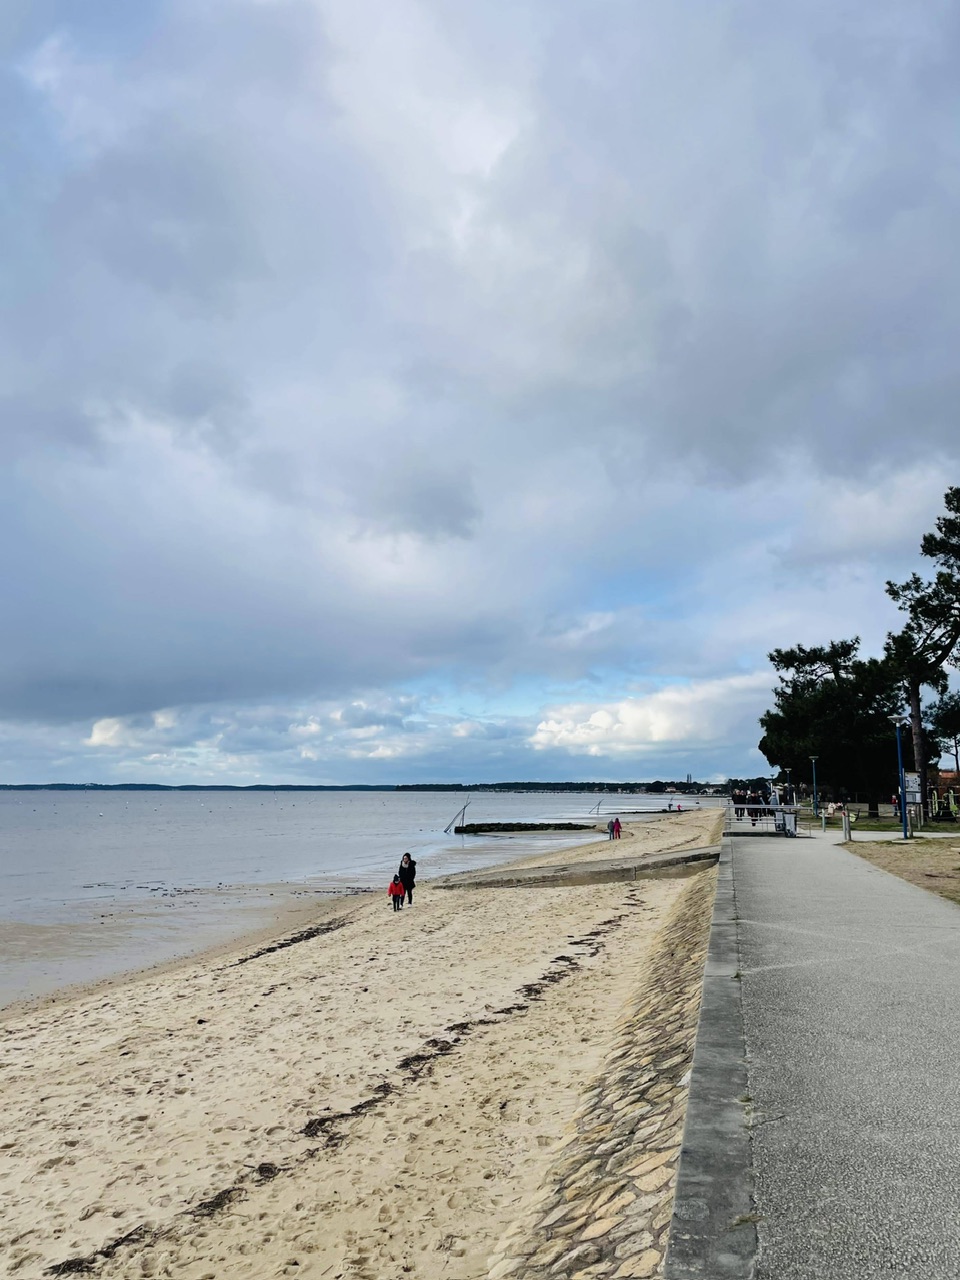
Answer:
top-left (725, 802), bottom-right (812, 838)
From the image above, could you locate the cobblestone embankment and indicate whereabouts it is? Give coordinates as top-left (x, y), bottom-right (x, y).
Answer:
top-left (485, 868), bottom-right (717, 1280)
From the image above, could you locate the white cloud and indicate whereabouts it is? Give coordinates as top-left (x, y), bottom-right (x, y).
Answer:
top-left (85, 718), bottom-right (130, 748)
top-left (531, 675), bottom-right (775, 757)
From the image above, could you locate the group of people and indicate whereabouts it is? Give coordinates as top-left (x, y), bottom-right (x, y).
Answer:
top-left (388, 851), bottom-right (417, 911)
top-left (606, 816), bottom-right (622, 840)
top-left (732, 789), bottom-right (766, 826)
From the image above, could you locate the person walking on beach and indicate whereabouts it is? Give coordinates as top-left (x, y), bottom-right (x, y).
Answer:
top-left (398, 852), bottom-right (417, 906)
top-left (613, 817), bottom-right (622, 839)
top-left (388, 875), bottom-right (405, 911)
top-left (607, 818), bottom-right (615, 840)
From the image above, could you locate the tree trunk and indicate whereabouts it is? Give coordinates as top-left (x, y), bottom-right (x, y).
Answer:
top-left (953, 736), bottom-right (960, 775)
top-left (868, 796), bottom-right (880, 818)
top-left (907, 677), bottom-right (928, 817)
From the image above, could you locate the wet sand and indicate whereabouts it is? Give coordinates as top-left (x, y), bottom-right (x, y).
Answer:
top-left (0, 829), bottom-right (614, 1010)
top-left (0, 882), bottom-right (362, 1014)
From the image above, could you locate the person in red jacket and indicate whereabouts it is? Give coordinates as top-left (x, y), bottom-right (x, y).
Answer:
top-left (388, 875), bottom-right (405, 911)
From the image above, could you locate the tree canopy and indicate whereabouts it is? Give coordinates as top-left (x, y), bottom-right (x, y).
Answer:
top-left (758, 639), bottom-right (917, 808)
top-left (885, 486), bottom-right (960, 810)
top-left (757, 488), bottom-right (960, 813)
top-left (927, 691), bottom-right (960, 775)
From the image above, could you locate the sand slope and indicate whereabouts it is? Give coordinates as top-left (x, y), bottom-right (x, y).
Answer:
top-left (0, 814), bottom-right (717, 1279)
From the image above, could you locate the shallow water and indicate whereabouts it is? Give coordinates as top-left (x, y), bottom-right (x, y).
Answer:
top-left (0, 790), bottom-right (698, 1005)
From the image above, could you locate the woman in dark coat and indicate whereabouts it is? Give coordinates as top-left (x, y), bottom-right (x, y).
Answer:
top-left (398, 852), bottom-right (417, 906)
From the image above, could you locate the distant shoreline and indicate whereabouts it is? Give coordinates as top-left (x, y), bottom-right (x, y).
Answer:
top-left (0, 782), bottom-right (396, 792)
top-left (0, 780), bottom-right (721, 793)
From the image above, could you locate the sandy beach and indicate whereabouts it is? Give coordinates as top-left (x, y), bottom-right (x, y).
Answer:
top-left (1, 810), bottom-right (721, 1279)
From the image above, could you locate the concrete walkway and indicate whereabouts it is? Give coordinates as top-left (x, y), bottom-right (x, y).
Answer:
top-left (736, 828), bottom-right (960, 1278)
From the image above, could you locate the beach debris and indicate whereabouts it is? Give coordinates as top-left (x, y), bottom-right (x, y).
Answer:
top-left (46, 1224), bottom-right (149, 1275)
top-left (191, 1186), bottom-right (242, 1217)
top-left (296, 915), bottom-right (629, 1156)
top-left (233, 915), bottom-right (350, 966)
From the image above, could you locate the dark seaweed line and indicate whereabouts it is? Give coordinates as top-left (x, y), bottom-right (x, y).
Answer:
top-left (45, 903), bottom-right (634, 1275)
top-left (233, 915), bottom-right (350, 966)
top-left (46, 1226), bottom-right (152, 1276)
top-left (298, 906), bottom-right (633, 1144)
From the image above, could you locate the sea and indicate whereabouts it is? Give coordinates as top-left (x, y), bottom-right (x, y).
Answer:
top-left (0, 789), bottom-right (711, 1008)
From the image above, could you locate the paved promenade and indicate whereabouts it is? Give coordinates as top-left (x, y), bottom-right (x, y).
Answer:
top-left (735, 827), bottom-right (960, 1278)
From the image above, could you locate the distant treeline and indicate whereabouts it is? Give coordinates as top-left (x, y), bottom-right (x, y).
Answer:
top-left (396, 781), bottom-right (717, 793)
top-left (0, 783), bottom-right (395, 792)
top-left (0, 779), bottom-right (721, 793)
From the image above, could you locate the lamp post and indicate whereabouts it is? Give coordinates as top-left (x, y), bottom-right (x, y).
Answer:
top-left (784, 768), bottom-right (792, 804)
top-left (810, 756), bottom-right (819, 817)
top-left (889, 715), bottom-right (909, 841)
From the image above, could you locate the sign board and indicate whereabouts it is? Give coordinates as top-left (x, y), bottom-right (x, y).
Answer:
top-left (903, 771), bottom-right (922, 804)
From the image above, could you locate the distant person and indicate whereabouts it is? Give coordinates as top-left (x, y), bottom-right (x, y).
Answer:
top-left (747, 791), bottom-right (760, 827)
top-left (613, 817), bottom-right (622, 839)
top-left (398, 852), bottom-right (417, 905)
top-left (676, 803), bottom-right (682, 813)
top-left (388, 875), bottom-right (405, 912)
top-left (607, 818), bottom-right (615, 840)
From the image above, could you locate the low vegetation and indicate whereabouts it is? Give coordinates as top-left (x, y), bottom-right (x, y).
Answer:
top-left (849, 839), bottom-right (960, 908)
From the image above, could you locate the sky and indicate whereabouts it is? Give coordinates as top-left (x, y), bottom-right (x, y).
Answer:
top-left (2, 0), bottom-right (959, 785)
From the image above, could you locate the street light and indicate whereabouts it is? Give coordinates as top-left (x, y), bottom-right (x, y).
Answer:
top-left (784, 768), bottom-right (792, 804)
top-left (889, 715), bottom-right (909, 841)
top-left (810, 756), bottom-right (819, 817)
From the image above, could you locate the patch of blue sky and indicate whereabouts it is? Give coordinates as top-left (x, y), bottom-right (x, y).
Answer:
top-left (576, 568), bottom-right (679, 615)
top-left (7, 3), bottom-right (164, 185)
top-left (397, 668), bottom-right (699, 723)
top-left (10, 1), bottom-right (166, 60)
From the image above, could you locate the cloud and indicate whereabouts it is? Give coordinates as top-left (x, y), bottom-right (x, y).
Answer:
top-left (530, 674), bottom-right (774, 758)
top-left (1, 1), bottom-right (959, 781)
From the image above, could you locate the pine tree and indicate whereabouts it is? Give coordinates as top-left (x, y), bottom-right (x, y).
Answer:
top-left (885, 487), bottom-right (960, 814)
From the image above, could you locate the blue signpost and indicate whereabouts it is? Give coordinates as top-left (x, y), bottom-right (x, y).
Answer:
top-left (890, 717), bottom-right (909, 841)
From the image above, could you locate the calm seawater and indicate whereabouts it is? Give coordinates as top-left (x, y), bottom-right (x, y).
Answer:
top-left (0, 790), bottom-right (686, 1006)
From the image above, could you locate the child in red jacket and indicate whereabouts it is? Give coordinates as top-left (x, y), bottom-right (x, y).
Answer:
top-left (388, 874), bottom-right (405, 911)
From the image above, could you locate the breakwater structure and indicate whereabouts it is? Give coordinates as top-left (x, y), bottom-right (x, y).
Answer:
top-left (454, 821), bottom-right (599, 835)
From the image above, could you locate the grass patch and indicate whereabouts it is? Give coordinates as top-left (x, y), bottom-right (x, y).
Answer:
top-left (815, 816), bottom-right (923, 833)
top-left (849, 840), bottom-right (960, 907)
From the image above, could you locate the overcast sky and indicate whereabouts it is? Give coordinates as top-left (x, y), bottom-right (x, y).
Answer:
top-left (2, 0), bottom-right (959, 785)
